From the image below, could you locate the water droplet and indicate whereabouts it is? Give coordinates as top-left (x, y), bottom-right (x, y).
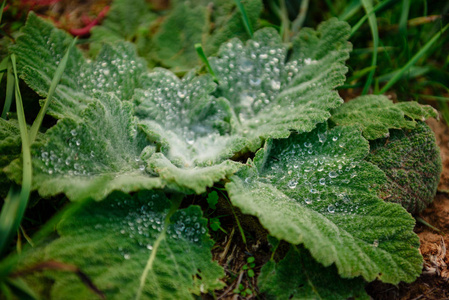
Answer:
top-left (318, 133), bottom-right (326, 143)
top-left (328, 171), bottom-right (338, 178)
top-left (139, 165), bottom-right (145, 171)
top-left (287, 180), bottom-right (298, 189)
top-left (239, 59), bottom-right (254, 72)
top-left (75, 140), bottom-right (81, 146)
top-left (270, 79), bottom-right (281, 90)
top-left (147, 244), bottom-right (153, 250)
top-left (177, 90), bottom-right (187, 98)
top-left (124, 253), bottom-right (131, 260)
top-left (304, 142), bottom-right (312, 148)
top-left (327, 205), bottom-right (335, 213)
top-left (309, 188), bottom-right (318, 194)
top-left (319, 178), bottom-right (326, 185)
top-left (332, 136), bottom-right (338, 142)
top-left (350, 172), bottom-right (357, 179)
top-left (70, 129), bottom-right (77, 136)
top-left (249, 77), bottom-right (261, 86)
top-left (304, 198), bottom-right (312, 204)
top-left (373, 239), bottom-right (379, 247)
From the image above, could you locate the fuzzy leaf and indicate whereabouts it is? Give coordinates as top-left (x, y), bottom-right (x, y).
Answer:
top-left (226, 125), bottom-right (422, 283)
top-left (210, 18), bottom-right (351, 151)
top-left (134, 69), bottom-right (244, 193)
top-left (330, 95), bottom-right (438, 140)
top-left (18, 191), bottom-right (224, 299)
top-left (259, 246), bottom-right (369, 300)
top-left (90, 0), bottom-right (154, 42)
top-left (366, 122), bottom-right (442, 214)
top-left (0, 119), bottom-right (22, 197)
top-left (151, 3), bottom-right (208, 72)
top-left (204, 0), bottom-right (263, 56)
top-left (10, 13), bottom-right (147, 120)
top-left (6, 93), bottom-right (162, 201)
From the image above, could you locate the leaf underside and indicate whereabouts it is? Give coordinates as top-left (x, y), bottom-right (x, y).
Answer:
top-left (226, 125), bottom-right (422, 284)
top-left (18, 191), bottom-right (224, 299)
top-left (366, 121), bottom-right (442, 214)
top-left (258, 245), bottom-right (369, 300)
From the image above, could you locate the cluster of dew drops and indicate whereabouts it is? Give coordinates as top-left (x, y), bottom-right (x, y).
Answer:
top-left (260, 130), bottom-right (366, 216)
top-left (37, 126), bottom-right (145, 177)
top-left (136, 71), bottom-right (226, 146)
top-left (78, 53), bottom-right (144, 99)
top-left (210, 31), bottom-right (316, 122)
top-left (109, 194), bottom-right (206, 261)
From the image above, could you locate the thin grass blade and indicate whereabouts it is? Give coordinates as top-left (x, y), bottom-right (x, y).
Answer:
top-left (361, 0), bottom-right (379, 94)
top-left (0, 55), bottom-right (32, 255)
top-left (195, 43), bottom-right (218, 82)
top-left (350, 0), bottom-right (395, 37)
top-left (234, 0), bottom-right (254, 38)
top-left (29, 38), bottom-right (77, 144)
top-left (1, 62), bottom-right (13, 119)
top-left (0, 0), bottom-right (6, 25)
top-left (378, 23), bottom-right (449, 94)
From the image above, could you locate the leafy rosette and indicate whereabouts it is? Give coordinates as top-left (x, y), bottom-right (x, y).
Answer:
top-left (17, 191), bottom-right (224, 299)
top-left (134, 69), bottom-right (244, 194)
top-left (210, 18), bottom-right (352, 151)
top-left (226, 125), bottom-right (422, 284)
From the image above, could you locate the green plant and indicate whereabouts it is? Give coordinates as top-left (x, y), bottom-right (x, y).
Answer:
top-left (0, 1), bottom-right (445, 299)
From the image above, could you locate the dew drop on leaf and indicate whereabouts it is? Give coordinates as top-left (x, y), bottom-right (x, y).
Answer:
top-left (287, 180), bottom-right (298, 189)
top-left (327, 205), bottom-right (336, 213)
top-left (328, 171), bottom-right (338, 178)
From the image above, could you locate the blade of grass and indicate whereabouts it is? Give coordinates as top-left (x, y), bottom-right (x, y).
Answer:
top-left (234, 0), bottom-right (253, 38)
top-left (339, 0), bottom-right (361, 21)
top-left (0, 0), bottom-right (6, 25)
top-left (279, 0), bottom-right (290, 42)
top-left (195, 43), bottom-right (218, 83)
top-left (0, 55), bottom-right (8, 84)
top-left (291, 0), bottom-right (309, 36)
top-left (399, 0), bottom-right (410, 36)
top-left (350, 0), bottom-right (395, 37)
top-left (1, 62), bottom-right (14, 119)
top-left (378, 22), bottom-right (449, 94)
top-left (361, 0), bottom-right (378, 94)
top-left (0, 54), bottom-right (32, 255)
top-left (28, 38), bottom-right (76, 144)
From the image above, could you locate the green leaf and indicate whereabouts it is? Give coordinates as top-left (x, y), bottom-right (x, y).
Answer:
top-left (330, 95), bottom-right (438, 140)
top-left (205, 0), bottom-right (263, 56)
top-left (226, 125), bottom-right (422, 283)
top-left (0, 119), bottom-right (45, 198)
top-left (210, 18), bottom-right (351, 151)
top-left (134, 69), bottom-right (243, 194)
top-left (18, 191), bottom-right (224, 299)
top-left (6, 93), bottom-right (162, 202)
top-left (207, 191), bottom-right (219, 209)
top-left (10, 12), bottom-right (147, 120)
top-left (151, 3), bottom-right (208, 72)
top-left (259, 246), bottom-right (369, 300)
top-left (90, 0), bottom-right (154, 42)
top-left (366, 122), bottom-right (442, 214)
